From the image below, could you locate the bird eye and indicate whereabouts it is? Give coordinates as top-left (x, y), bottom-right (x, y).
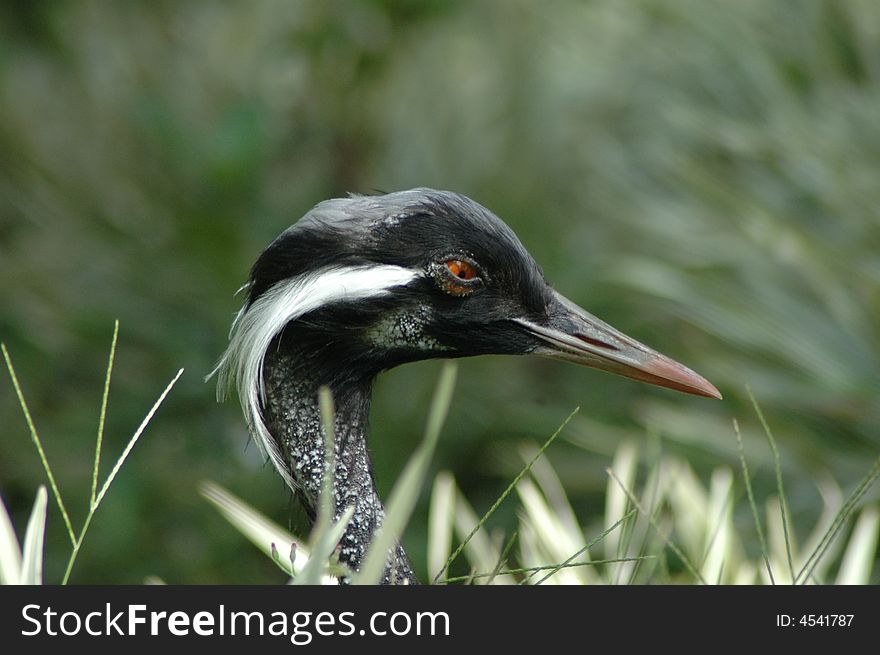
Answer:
top-left (445, 259), bottom-right (476, 281)
top-left (429, 256), bottom-right (483, 297)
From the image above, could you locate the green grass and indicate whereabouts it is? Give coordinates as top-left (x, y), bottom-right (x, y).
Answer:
top-left (3, 326), bottom-right (878, 585)
top-left (201, 364), bottom-right (880, 585)
top-left (1, 324), bottom-right (183, 584)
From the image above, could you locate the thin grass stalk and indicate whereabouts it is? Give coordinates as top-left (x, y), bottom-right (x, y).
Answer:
top-left (2, 344), bottom-right (76, 546)
top-left (624, 430), bottom-right (664, 585)
top-left (486, 530), bottom-right (518, 585)
top-left (734, 418), bottom-right (775, 584)
top-left (63, 367), bottom-right (184, 584)
top-left (796, 455), bottom-right (880, 584)
top-left (534, 508), bottom-right (638, 585)
top-left (433, 406), bottom-right (579, 584)
top-left (442, 557), bottom-right (651, 584)
top-left (605, 441), bottom-right (637, 584)
top-left (747, 386), bottom-right (795, 583)
top-left (607, 467), bottom-right (706, 584)
top-left (92, 369), bottom-right (184, 509)
top-left (625, 439), bottom-right (666, 585)
top-left (308, 387), bottom-right (337, 545)
top-left (92, 320), bottom-right (119, 506)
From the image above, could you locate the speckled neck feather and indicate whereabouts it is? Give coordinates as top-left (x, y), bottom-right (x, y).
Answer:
top-left (262, 350), bottom-right (415, 584)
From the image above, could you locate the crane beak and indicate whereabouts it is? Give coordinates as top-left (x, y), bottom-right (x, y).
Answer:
top-left (514, 291), bottom-right (722, 400)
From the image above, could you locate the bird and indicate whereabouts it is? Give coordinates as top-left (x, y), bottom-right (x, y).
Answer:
top-left (212, 188), bottom-right (720, 585)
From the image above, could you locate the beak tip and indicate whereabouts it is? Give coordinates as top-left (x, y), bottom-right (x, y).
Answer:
top-left (640, 355), bottom-right (723, 401)
top-left (701, 383), bottom-right (723, 401)
top-left (675, 373), bottom-right (723, 401)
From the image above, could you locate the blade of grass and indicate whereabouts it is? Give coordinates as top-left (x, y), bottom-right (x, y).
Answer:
top-left (292, 507), bottom-right (354, 585)
top-left (533, 508), bottom-right (638, 585)
top-left (433, 406), bottom-right (579, 584)
top-left (19, 486), bottom-right (48, 585)
top-left (354, 362), bottom-right (457, 585)
top-left (92, 320), bottom-right (119, 506)
top-left (93, 368), bottom-right (183, 509)
top-left (796, 454), bottom-right (880, 584)
top-left (835, 505), bottom-right (879, 585)
top-left (486, 530), bottom-right (518, 585)
top-left (294, 387), bottom-right (340, 580)
top-left (0, 494), bottom-right (23, 584)
top-left (63, 367), bottom-right (183, 584)
top-left (442, 557), bottom-right (652, 584)
top-left (607, 466), bottom-right (707, 584)
top-left (747, 386), bottom-right (795, 583)
top-left (605, 441), bottom-right (638, 564)
top-left (452, 490), bottom-right (507, 579)
top-left (428, 471), bottom-right (456, 581)
top-left (2, 344), bottom-right (76, 546)
top-left (624, 435), bottom-right (666, 585)
top-left (201, 481), bottom-right (309, 578)
top-left (698, 469), bottom-right (733, 583)
top-left (734, 418), bottom-right (775, 584)
top-left (606, 440), bottom-right (640, 585)
top-left (314, 387), bottom-right (337, 538)
top-left (289, 543), bottom-right (298, 577)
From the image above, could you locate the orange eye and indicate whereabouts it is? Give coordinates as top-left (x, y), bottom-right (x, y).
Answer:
top-left (430, 257), bottom-right (482, 296)
top-left (445, 259), bottom-right (476, 281)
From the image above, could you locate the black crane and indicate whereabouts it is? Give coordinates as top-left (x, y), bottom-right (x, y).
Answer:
top-left (213, 188), bottom-right (720, 584)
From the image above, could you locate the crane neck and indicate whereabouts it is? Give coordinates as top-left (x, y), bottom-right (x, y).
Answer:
top-left (261, 349), bottom-right (416, 584)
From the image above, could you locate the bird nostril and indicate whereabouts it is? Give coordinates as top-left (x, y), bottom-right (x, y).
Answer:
top-left (574, 333), bottom-right (620, 351)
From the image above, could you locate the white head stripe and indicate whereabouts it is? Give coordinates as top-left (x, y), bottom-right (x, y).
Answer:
top-left (210, 264), bottom-right (419, 489)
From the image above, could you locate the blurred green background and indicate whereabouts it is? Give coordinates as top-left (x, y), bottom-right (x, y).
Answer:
top-left (1, 0), bottom-right (878, 583)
